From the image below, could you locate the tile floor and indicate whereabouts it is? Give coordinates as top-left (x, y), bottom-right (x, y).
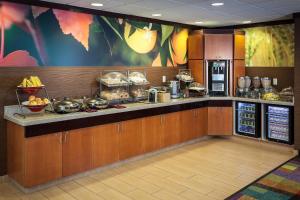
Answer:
top-left (0, 136), bottom-right (297, 200)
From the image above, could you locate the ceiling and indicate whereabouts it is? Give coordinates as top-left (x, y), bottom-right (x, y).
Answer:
top-left (42, 0), bottom-right (300, 27)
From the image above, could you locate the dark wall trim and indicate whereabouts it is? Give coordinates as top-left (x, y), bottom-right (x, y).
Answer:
top-left (207, 100), bottom-right (232, 107)
top-left (4, 0), bottom-right (201, 29)
top-left (203, 29), bottom-right (234, 34)
top-left (294, 13), bottom-right (300, 18)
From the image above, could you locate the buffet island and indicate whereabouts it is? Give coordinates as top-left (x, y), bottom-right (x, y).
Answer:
top-left (4, 70), bottom-right (295, 191)
top-left (4, 95), bottom-right (293, 191)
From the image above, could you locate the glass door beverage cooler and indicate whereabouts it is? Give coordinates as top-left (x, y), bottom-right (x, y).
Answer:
top-left (236, 102), bottom-right (261, 138)
top-left (265, 105), bottom-right (294, 144)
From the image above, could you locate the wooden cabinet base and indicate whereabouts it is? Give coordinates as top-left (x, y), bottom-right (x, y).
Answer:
top-left (62, 128), bottom-right (93, 177)
top-left (207, 107), bottom-right (233, 135)
top-left (7, 105), bottom-right (233, 188)
top-left (7, 122), bottom-right (62, 187)
top-left (91, 124), bottom-right (119, 168)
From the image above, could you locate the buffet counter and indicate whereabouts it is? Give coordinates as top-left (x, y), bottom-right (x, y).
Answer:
top-left (5, 96), bottom-right (293, 127)
top-left (5, 95), bottom-right (294, 189)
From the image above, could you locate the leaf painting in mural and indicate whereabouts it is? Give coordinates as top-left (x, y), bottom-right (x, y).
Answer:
top-left (53, 9), bottom-right (93, 51)
top-left (0, 2), bottom-right (38, 66)
top-left (244, 24), bottom-right (294, 67)
top-left (0, 1), bottom-right (189, 67)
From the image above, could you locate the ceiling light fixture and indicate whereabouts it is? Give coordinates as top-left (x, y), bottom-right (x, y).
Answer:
top-left (91, 3), bottom-right (103, 7)
top-left (243, 20), bottom-right (252, 24)
top-left (211, 2), bottom-right (224, 6)
top-left (195, 21), bottom-right (203, 24)
top-left (152, 14), bottom-right (162, 17)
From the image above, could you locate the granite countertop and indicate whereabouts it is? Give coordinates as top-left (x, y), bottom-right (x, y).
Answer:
top-left (4, 96), bottom-right (294, 127)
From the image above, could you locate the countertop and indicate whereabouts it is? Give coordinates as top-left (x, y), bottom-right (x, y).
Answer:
top-left (4, 96), bottom-right (294, 127)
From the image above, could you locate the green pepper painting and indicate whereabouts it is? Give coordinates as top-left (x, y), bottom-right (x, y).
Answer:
top-left (0, 1), bottom-right (189, 67)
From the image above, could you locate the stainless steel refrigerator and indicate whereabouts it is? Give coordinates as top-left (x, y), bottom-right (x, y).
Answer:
top-left (265, 104), bottom-right (294, 145)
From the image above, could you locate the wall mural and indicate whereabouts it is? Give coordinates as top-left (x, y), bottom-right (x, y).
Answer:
top-left (244, 24), bottom-right (294, 67)
top-left (0, 1), bottom-right (189, 67)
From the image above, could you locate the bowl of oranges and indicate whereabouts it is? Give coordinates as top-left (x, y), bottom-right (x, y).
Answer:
top-left (22, 95), bottom-right (50, 112)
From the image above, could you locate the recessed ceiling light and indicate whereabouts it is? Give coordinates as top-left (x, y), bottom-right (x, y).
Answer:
top-left (243, 20), bottom-right (252, 24)
top-left (152, 14), bottom-right (162, 17)
top-left (91, 2), bottom-right (103, 7)
top-left (211, 2), bottom-right (224, 6)
top-left (195, 21), bottom-right (203, 24)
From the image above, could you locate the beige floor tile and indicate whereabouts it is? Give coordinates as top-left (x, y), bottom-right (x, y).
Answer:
top-left (101, 176), bottom-right (136, 194)
top-left (90, 170), bottom-right (120, 181)
top-left (207, 189), bottom-right (234, 200)
top-left (191, 175), bottom-right (238, 193)
top-left (123, 166), bottom-right (154, 178)
top-left (127, 189), bottom-right (159, 200)
top-left (20, 192), bottom-right (48, 200)
top-left (142, 174), bottom-right (189, 194)
top-left (0, 191), bottom-right (24, 200)
top-left (97, 188), bottom-right (133, 200)
top-left (167, 175), bottom-right (214, 195)
top-left (153, 190), bottom-right (187, 200)
top-left (74, 176), bottom-right (110, 194)
top-left (116, 174), bottom-right (160, 194)
top-left (179, 189), bottom-right (216, 200)
top-left (125, 165), bottom-right (174, 178)
top-left (153, 162), bottom-right (196, 178)
top-left (40, 186), bottom-right (76, 200)
top-left (59, 181), bottom-right (104, 200)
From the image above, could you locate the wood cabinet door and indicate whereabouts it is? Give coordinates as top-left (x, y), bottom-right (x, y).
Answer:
top-left (142, 115), bottom-right (164, 153)
top-left (119, 119), bottom-right (143, 160)
top-left (204, 34), bottom-right (233, 60)
top-left (180, 110), bottom-right (196, 142)
top-left (63, 128), bottom-right (93, 177)
top-left (194, 107), bottom-right (208, 137)
top-left (162, 112), bottom-right (181, 147)
top-left (188, 60), bottom-right (205, 85)
top-left (188, 33), bottom-right (204, 59)
top-left (24, 133), bottom-right (62, 187)
top-left (207, 107), bottom-right (233, 135)
top-left (233, 60), bottom-right (246, 95)
top-left (234, 34), bottom-right (245, 60)
top-left (91, 124), bottom-right (119, 168)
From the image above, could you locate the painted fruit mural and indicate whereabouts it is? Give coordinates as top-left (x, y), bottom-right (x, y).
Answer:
top-left (0, 1), bottom-right (189, 67)
top-left (244, 24), bottom-right (294, 67)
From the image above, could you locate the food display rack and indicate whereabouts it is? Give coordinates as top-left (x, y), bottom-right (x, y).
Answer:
top-left (14, 86), bottom-right (53, 118)
top-left (176, 69), bottom-right (194, 97)
top-left (98, 70), bottom-right (132, 105)
top-left (128, 70), bottom-right (149, 102)
top-left (177, 69), bottom-right (194, 83)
